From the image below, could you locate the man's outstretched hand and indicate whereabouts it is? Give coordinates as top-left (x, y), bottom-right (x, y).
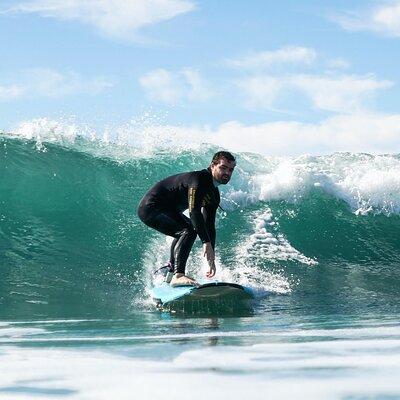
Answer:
top-left (203, 242), bottom-right (216, 278)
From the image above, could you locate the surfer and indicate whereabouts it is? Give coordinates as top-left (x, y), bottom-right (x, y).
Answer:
top-left (137, 151), bottom-right (236, 286)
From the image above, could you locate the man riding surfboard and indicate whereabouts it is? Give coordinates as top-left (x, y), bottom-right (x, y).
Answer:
top-left (137, 151), bottom-right (236, 286)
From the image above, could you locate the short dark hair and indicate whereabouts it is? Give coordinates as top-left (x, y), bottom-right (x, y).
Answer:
top-left (211, 151), bottom-right (236, 165)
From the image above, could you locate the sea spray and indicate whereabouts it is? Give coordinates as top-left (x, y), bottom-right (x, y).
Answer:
top-left (2, 125), bottom-right (400, 318)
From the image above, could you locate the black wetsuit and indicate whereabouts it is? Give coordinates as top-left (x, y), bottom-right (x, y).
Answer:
top-left (137, 168), bottom-right (220, 274)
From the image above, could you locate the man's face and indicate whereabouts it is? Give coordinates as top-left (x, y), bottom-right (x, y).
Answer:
top-left (210, 158), bottom-right (236, 184)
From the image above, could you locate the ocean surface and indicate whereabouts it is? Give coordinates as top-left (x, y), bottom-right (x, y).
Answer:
top-left (1, 121), bottom-right (400, 399)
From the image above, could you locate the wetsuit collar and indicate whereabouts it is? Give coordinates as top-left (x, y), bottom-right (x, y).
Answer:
top-left (206, 167), bottom-right (220, 187)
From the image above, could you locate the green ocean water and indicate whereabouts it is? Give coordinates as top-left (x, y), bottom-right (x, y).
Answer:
top-left (1, 132), bottom-right (400, 399)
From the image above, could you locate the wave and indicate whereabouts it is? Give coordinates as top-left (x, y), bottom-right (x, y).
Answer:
top-left (1, 120), bottom-right (400, 318)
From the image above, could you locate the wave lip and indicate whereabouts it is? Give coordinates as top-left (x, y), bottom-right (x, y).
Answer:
top-left (5, 119), bottom-right (400, 216)
top-left (2, 128), bottom-right (400, 318)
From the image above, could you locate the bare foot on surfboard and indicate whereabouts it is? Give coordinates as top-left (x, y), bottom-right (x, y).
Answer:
top-left (170, 273), bottom-right (199, 287)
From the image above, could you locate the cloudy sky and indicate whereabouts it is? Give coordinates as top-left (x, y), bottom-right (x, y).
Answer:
top-left (1, 0), bottom-right (400, 155)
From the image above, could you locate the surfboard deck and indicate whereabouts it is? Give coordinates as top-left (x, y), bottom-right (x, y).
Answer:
top-left (150, 281), bottom-right (255, 309)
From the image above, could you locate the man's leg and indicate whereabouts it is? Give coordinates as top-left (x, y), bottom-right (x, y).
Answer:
top-left (139, 208), bottom-right (198, 285)
top-left (169, 238), bottom-right (178, 268)
top-left (172, 223), bottom-right (197, 274)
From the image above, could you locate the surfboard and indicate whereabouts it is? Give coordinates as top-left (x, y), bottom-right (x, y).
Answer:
top-left (150, 281), bottom-right (255, 311)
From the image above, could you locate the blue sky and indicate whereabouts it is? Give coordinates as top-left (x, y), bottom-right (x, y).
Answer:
top-left (1, 0), bottom-right (400, 155)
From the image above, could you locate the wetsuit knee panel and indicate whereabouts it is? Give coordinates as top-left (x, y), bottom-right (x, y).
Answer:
top-left (179, 226), bottom-right (197, 239)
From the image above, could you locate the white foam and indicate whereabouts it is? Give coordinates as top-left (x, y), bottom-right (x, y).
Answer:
top-left (0, 323), bottom-right (398, 343)
top-left (7, 117), bottom-right (208, 160)
top-left (0, 327), bottom-right (46, 338)
top-left (223, 153), bottom-right (400, 216)
top-left (1, 324), bottom-right (400, 399)
top-left (1, 319), bottom-right (105, 325)
top-left (141, 222), bottom-right (292, 297)
top-left (6, 118), bottom-right (400, 215)
top-left (328, 155), bottom-right (400, 215)
top-left (10, 118), bottom-right (86, 151)
top-left (237, 208), bottom-right (317, 266)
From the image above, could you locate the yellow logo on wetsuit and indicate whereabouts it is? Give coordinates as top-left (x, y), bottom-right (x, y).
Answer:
top-left (189, 187), bottom-right (196, 212)
top-left (189, 188), bottom-right (212, 211)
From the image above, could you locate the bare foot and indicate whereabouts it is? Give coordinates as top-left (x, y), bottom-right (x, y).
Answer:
top-left (170, 273), bottom-right (199, 287)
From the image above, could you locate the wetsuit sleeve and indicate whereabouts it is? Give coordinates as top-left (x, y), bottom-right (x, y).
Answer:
top-left (202, 206), bottom-right (217, 249)
top-left (188, 175), bottom-right (211, 243)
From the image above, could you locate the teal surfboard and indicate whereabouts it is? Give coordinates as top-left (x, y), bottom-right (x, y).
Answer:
top-left (150, 281), bottom-right (255, 310)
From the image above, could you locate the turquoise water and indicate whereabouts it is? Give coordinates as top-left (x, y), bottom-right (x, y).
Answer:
top-left (1, 130), bottom-right (400, 399)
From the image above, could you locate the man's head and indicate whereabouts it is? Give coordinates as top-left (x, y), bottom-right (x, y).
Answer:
top-left (210, 151), bottom-right (236, 185)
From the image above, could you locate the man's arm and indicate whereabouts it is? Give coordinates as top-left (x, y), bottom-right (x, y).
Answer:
top-left (188, 175), bottom-right (211, 243)
top-left (202, 206), bottom-right (216, 249)
top-left (188, 175), bottom-right (217, 277)
top-left (201, 204), bottom-right (218, 278)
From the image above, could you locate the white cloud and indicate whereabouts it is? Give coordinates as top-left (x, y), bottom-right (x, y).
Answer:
top-left (181, 68), bottom-right (212, 102)
top-left (166, 113), bottom-right (400, 156)
top-left (139, 68), bottom-right (212, 104)
top-left (139, 69), bottom-right (180, 103)
top-left (294, 74), bottom-right (392, 112)
top-left (237, 74), bottom-right (392, 113)
top-left (227, 46), bottom-right (317, 70)
top-left (0, 85), bottom-right (26, 100)
top-left (236, 76), bottom-right (284, 110)
top-left (334, 1), bottom-right (400, 37)
top-left (326, 58), bottom-right (350, 70)
top-left (0, 68), bottom-right (113, 101)
top-left (2, 0), bottom-right (195, 41)
top-left (226, 46), bottom-right (377, 114)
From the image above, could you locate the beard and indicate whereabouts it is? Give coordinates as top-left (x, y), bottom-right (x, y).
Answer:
top-left (220, 175), bottom-right (230, 184)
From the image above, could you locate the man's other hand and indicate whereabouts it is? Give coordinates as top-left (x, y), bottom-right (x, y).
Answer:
top-left (203, 242), bottom-right (216, 278)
